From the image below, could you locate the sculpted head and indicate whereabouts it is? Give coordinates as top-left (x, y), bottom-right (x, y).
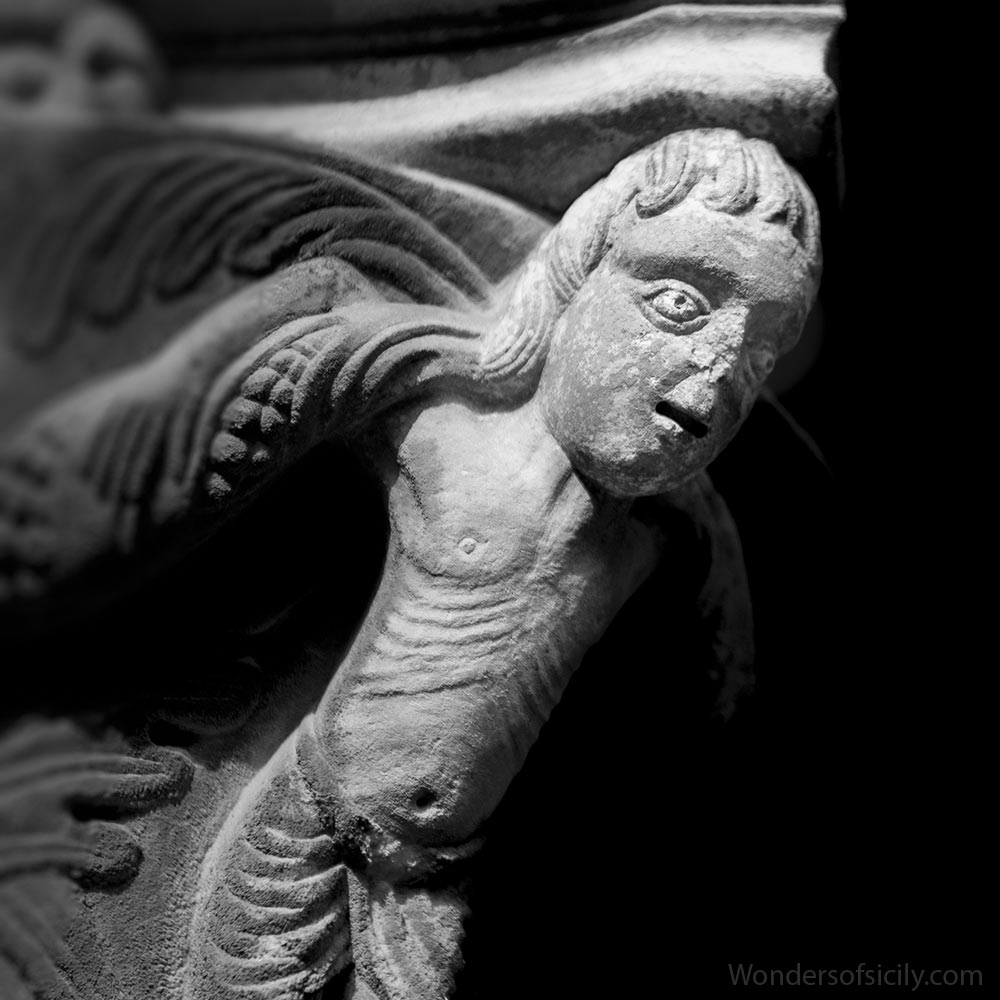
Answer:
top-left (481, 129), bottom-right (821, 495)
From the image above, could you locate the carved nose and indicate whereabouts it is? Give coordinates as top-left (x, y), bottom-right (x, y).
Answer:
top-left (660, 374), bottom-right (716, 426)
top-left (655, 374), bottom-right (716, 438)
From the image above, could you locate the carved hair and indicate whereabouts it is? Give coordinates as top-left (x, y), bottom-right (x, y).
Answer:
top-left (479, 128), bottom-right (822, 387)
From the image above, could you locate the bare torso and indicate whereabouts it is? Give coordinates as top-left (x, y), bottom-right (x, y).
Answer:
top-left (311, 394), bottom-right (663, 849)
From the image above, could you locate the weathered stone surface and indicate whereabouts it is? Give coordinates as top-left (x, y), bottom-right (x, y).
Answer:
top-left (117, 2), bottom-right (838, 61)
top-left (177, 4), bottom-right (842, 214)
top-left (0, 3), bottom-right (841, 996)
top-left (0, 118), bottom-right (821, 998)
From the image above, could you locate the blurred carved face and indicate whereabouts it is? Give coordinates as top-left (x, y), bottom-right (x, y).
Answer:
top-left (538, 199), bottom-right (815, 496)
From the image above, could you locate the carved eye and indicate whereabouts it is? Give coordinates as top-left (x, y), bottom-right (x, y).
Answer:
top-left (645, 282), bottom-right (710, 331)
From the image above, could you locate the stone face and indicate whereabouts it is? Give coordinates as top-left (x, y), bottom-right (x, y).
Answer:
top-left (0, 5), bottom-right (837, 999)
top-left (0, 1), bottom-right (166, 113)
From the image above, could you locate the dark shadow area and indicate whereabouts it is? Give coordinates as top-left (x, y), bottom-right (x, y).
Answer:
top-left (455, 390), bottom-right (847, 997)
top-left (1, 443), bottom-right (387, 733)
top-left (126, 1), bottom-right (669, 64)
top-left (454, 21), bottom-right (990, 990)
top-left (4, 6), bottom-right (990, 992)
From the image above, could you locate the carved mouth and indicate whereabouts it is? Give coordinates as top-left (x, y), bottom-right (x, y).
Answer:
top-left (655, 400), bottom-right (709, 438)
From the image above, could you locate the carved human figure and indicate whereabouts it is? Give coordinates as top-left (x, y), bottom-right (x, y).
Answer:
top-left (183, 129), bottom-right (820, 1000)
top-left (0, 128), bottom-right (819, 998)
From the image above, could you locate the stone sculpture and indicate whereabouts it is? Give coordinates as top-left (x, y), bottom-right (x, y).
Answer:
top-left (0, 121), bottom-right (820, 999)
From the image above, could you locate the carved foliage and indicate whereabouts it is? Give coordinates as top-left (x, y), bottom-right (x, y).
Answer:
top-left (0, 720), bottom-right (192, 998)
top-left (0, 123), bottom-right (526, 363)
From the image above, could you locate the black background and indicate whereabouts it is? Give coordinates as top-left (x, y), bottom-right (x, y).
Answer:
top-left (454, 8), bottom-right (990, 996)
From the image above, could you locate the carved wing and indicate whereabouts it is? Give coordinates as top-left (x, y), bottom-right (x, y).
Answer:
top-left (651, 470), bottom-right (755, 719)
top-left (0, 116), bottom-right (549, 632)
top-left (688, 474), bottom-right (756, 717)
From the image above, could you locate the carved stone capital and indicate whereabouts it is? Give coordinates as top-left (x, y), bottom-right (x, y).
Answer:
top-left (0, 5), bottom-right (842, 997)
